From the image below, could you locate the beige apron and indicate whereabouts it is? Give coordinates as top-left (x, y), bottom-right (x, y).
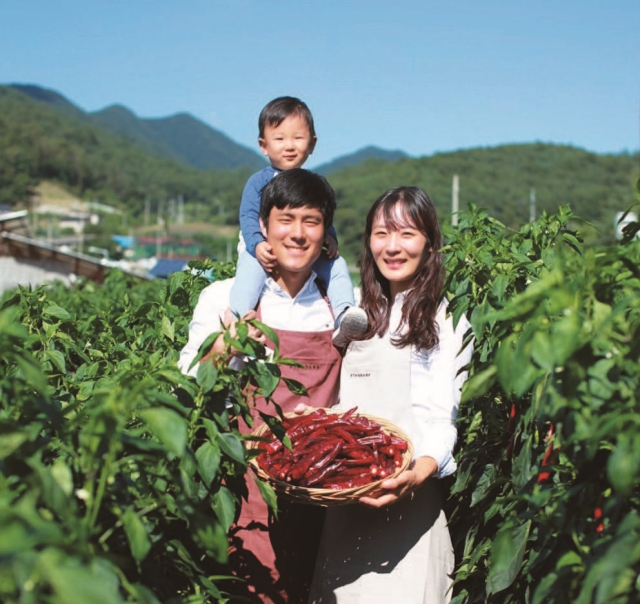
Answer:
top-left (308, 333), bottom-right (454, 604)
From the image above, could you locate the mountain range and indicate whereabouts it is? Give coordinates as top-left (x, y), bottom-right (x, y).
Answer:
top-left (9, 84), bottom-right (266, 171)
top-left (8, 84), bottom-right (405, 174)
top-left (315, 146), bottom-right (408, 174)
top-left (2, 82), bottom-right (638, 262)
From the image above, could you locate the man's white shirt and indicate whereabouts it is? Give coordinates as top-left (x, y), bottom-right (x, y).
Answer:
top-left (178, 272), bottom-right (333, 377)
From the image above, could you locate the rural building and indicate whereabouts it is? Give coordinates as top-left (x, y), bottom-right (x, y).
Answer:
top-left (0, 210), bottom-right (147, 295)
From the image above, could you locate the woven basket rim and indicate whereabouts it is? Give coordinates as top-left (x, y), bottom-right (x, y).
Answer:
top-left (248, 408), bottom-right (414, 506)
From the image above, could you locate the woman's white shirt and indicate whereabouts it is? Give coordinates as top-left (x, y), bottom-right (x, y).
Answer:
top-left (390, 294), bottom-right (473, 477)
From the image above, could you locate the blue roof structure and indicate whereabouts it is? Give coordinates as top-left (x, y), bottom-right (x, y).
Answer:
top-left (111, 235), bottom-right (135, 249)
top-left (148, 259), bottom-right (189, 279)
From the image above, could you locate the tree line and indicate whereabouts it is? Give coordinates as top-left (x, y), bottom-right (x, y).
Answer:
top-left (1, 85), bottom-right (638, 264)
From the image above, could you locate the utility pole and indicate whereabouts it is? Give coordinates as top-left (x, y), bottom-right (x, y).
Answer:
top-left (31, 196), bottom-right (38, 236)
top-left (178, 195), bottom-right (185, 224)
top-left (168, 197), bottom-right (175, 225)
top-left (144, 199), bottom-right (150, 227)
top-left (156, 200), bottom-right (163, 258)
top-left (529, 188), bottom-right (536, 223)
top-left (451, 175), bottom-right (459, 227)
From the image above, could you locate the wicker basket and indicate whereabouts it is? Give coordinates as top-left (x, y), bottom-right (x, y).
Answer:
top-left (248, 408), bottom-right (414, 507)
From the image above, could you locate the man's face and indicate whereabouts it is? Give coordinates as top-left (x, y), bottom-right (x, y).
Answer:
top-left (260, 205), bottom-right (325, 277)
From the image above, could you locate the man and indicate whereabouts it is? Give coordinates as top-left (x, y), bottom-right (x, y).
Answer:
top-left (179, 168), bottom-right (346, 604)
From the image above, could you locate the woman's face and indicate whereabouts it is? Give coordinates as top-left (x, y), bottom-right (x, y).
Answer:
top-left (369, 203), bottom-right (429, 298)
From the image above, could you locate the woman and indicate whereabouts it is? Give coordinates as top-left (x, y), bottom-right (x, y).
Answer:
top-left (308, 187), bottom-right (473, 603)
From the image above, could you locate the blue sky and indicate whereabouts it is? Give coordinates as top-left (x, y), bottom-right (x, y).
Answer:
top-left (2, 0), bottom-right (639, 168)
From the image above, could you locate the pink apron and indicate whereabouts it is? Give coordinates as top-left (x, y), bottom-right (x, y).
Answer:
top-left (226, 294), bottom-right (341, 604)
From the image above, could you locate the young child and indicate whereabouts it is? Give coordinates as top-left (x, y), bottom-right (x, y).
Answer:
top-left (230, 96), bottom-right (366, 347)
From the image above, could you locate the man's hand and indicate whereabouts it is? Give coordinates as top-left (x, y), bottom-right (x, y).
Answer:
top-left (324, 233), bottom-right (339, 259)
top-left (256, 241), bottom-right (277, 271)
top-left (223, 308), bottom-right (267, 347)
top-left (293, 402), bottom-right (314, 415)
top-left (358, 456), bottom-right (438, 508)
top-left (202, 309), bottom-right (267, 363)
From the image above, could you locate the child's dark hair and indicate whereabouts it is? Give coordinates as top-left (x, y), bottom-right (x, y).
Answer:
top-left (260, 169), bottom-right (335, 230)
top-left (258, 96), bottom-right (316, 139)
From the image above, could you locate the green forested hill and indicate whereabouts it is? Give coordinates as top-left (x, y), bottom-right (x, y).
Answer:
top-left (315, 145), bottom-right (409, 174)
top-left (2, 84), bottom-right (638, 264)
top-left (88, 104), bottom-right (181, 163)
top-left (329, 144), bottom-right (640, 259)
top-left (90, 105), bottom-right (266, 171)
top-left (0, 86), bottom-right (249, 221)
top-left (8, 84), bottom-right (87, 120)
top-left (9, 84), bottom-right (265, 171)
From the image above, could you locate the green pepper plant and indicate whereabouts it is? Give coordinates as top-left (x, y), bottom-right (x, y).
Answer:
top-left (445, 201), bottom-right (640, 603)
top-left (0, 260), bottom-right (301, 603)
top-left (2, 196), bottom-right (639, 603)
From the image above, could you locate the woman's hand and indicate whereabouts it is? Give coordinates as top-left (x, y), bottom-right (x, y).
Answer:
top-left (359, 456), bottom-right (439, 508)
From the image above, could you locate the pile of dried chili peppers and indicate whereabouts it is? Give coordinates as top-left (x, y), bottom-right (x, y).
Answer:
top-left (255, 407), bottom-right (409, 490)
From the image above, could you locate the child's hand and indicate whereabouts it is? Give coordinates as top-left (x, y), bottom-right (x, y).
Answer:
top-left (324, 233), bottom-right (339, 259)
top-left (255, 241), bottom-right (277, 271)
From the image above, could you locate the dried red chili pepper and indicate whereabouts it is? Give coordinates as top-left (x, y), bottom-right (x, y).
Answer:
top-left (342, 445), bottom-right (376, 460)
top-left (301, 441), bottom-right (343, 485)
top-left (288, 439), bottom-right (341, 482)
top-left (304, 460), bottom-right (342, 486)
top-left (329, 426), bottom-right (358, 444)
top-left (341, 456), bottom-right (376, 466)
top-left (389, 436), bottom-right (407, 450)
top-left (292, 428), bottom-right (329, 453)
top-left (357, 433), bottom-right (391, 446)
top-left (256, 408), bottom-right (409, 490)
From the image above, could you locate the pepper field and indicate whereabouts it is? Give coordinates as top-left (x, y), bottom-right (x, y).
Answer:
top-left (1, 201), bottom-right (639, 603)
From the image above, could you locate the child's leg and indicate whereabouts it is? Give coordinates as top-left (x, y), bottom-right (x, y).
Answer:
top-left (316, 254), bottom-right (367, 349)
top-left (229, 251), bottom-right (268, 317)
top-left (313, 254), bottom-right (356, 321)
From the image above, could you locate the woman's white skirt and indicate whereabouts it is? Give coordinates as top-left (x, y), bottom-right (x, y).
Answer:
top-left (308, 480), bottom-right (454, 604)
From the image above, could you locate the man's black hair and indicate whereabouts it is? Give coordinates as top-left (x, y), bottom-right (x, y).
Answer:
top-left (260, 169), bottom-right (335, 230)
top-left (258, 96), bottom-right (316, 139)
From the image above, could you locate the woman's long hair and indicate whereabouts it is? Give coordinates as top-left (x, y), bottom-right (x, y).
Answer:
top-left (358, 186), bottom-right (444, 351)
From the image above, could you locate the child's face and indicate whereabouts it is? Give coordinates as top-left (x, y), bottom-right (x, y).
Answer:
top-left (259, 114), bottom-right (317, 171)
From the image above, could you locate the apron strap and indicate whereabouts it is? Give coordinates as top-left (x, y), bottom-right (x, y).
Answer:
top-left (314, 277), bottom-right (336, 321)
top-left (254, 278), bottom-right (335, 321)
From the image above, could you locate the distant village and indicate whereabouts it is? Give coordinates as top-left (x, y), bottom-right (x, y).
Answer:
top-left (1, 178), bottom-right (637, 296)
top-left (0, 192), bottom-right (219, 295)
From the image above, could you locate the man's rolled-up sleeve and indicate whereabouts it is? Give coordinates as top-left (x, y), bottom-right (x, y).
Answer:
top-left (178, 281), bottom-right (231, 377)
